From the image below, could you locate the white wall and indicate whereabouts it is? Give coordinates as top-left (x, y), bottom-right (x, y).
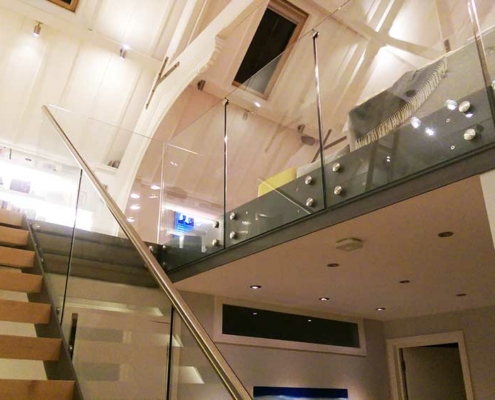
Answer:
top-left (181, 291), bottom-right (390, 399)
top-left (384, 305), bottom-right (495, 400)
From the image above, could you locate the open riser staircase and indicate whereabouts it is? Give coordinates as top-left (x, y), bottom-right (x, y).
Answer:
top-left (0, 209), bottom-right (78, 399)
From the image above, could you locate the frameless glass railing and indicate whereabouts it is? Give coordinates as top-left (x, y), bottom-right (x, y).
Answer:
top-left (34, 0), bottom-right (495, 275)
top-left (316, 0), bottom-right (495, 207)
top-left (40, 105), bottom-right (251, 399)
top-left (224, 28), bottom-right (326, 246)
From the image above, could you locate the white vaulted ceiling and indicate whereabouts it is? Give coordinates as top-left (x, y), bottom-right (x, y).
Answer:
top-left (0, 0), bottom-right (195, 164)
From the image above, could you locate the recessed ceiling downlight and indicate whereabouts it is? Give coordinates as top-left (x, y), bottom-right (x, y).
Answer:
top-left (319, 297), bottom-right (329, 301)
top-left (438, 231), bottom-right (454, 238)
top-left (376, 307), bottom-right (386, 311)
top-left (250, 285), bottom-right (262, 290)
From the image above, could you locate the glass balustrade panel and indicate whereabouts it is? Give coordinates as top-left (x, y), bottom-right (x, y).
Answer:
top-left (159, 102), bottom-right (226, 272)
top-left (46, 106), bottom-right (164, 244)
top-left (60, 172), bottom-right (173, 400)
top-left (4, 112), bottom-right (84, 319)
top-left (225, 30), bottom-right (325, 246)
top-left (317, 0), bottom-right (495, 204)
top-left (168, 310), bottom-right (234, 400)
top-left (472, 0), bottom-right (495, 91)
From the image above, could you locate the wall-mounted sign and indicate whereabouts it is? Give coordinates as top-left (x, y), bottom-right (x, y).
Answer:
top-left (48, 0), bottom-right (79, 12)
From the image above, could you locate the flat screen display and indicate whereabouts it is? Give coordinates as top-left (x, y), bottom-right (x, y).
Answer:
top-left (174, 212), bottom-right (195, 233)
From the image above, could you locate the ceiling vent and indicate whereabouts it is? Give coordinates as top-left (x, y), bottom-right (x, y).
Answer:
top-left (336, 238), bottom-right (363, 252)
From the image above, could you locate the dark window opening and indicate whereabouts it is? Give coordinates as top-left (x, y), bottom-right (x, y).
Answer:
top-left (233, 0), bottom-right (307, 95)
top-left (222, 304), bottom-right (361, 348)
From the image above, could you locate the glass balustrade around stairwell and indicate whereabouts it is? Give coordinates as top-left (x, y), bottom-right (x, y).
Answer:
top-left (33, 0), bottom-right (495, 277)
top-left (40, 105), bottom-right (251, 399)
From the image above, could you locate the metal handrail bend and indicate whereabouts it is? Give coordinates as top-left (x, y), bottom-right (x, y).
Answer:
top-left (42, 105), bottom-right (252, 400)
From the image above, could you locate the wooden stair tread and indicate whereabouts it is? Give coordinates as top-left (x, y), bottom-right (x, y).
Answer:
top-left (0, 246), bottom-right (34, 269)
top-left (0, 210), bottom-right (23, 228)
top-left (0, 379), bottom-right (74, 400)
top-left (0, 335), bottom-right (61, 361)
top-left (0, 226), bottom-right (29, 247)
top-left (0, 271), bottom-right (42, 293)
top-left (0, 299), bottom-right (51, 324)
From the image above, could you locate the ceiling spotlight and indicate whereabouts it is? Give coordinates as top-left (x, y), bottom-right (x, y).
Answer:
top-left (254, 101), bottom-right (261, 108)
top-left (130, 193), bottom-right (140, 199)
top-left (33, 22), bottom-right (42, 37)
top-left (307, 319), bottom-right (312, 322)
top-left (465, 112), bottom-right (474, 118)
top-left (150, 184), bottom-right (161, 190)
top-left (252, 312), bottom-right (258, 315)
top-left (120, 44), bottom-right (130, 59)
top-left (376, 307), bottom-right (386, 311)
top-left (250, 285), bottom-right (262, 290)
top-left (438, 231), bottom-right (453, 238)
top-left (326, 263), bottom-right (340, 268)
top-left (319, 297), bottom-right (329, 301)
top-left (130, 204), bottom-right (141, 210)
top-left (127, 217), bottom-right (135, 222)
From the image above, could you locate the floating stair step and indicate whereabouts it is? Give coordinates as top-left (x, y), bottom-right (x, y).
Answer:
top-left (0, 226), bottom-right (29, 247)
top-left (0, 246), bottom-right (34, 269)
top-left (0, 299), bottom-right (51, 324)
top-left (0, 335), bottom-right (61, 361)
top-left (0, 210), bottom-right (23, 227)
top-left (0, 379), bottom-right (74, 400)
top-left (0, 271), bottom-right (42, 293)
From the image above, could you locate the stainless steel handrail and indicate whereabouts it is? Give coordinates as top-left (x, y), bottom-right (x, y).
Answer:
top-left (42, 105), bottom-right (252, 400)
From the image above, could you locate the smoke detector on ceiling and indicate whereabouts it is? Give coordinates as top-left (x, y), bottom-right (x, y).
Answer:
top-left (336, 238), bottom-right (363, 251)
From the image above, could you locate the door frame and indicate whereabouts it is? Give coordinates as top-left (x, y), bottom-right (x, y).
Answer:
top-left (386, 331), bottom-right (475, 400)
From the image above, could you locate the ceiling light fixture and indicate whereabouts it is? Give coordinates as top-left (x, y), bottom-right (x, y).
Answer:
top-left (149, 193), bottom-right (158, 199)
top-left (456, 293), bottom-right (467, 297)
top-left (130, 204), bottom-right (141, 210)
top-left (376, 307), bottom-right (386, 311)
top-left (250, 285), bottom-right (262, 290)
top-left (130, 193), bottom-right (140, 199)
top-left (319, 297), bottom-right (329, 301)
top-left (254, 101), bottom-right (261, 108)
top-left (336, 238), bottom-right (363, 251)
top-left (399, 280), bottom-right (411, 284)
top-left (327, 263), bottom-right (340, 268)
top-left (307, 319), bottom-right (312, 322)
top-left (150, 184), bottom-right (161, 190)
top-left (127, 217), bottom-right (135, 222)
top-left (120, 44), bottom-right (130, 59)
top-left (33, 22), bottom-right (42, 37)
top-left (438, 231), bottom-right (454, 238)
